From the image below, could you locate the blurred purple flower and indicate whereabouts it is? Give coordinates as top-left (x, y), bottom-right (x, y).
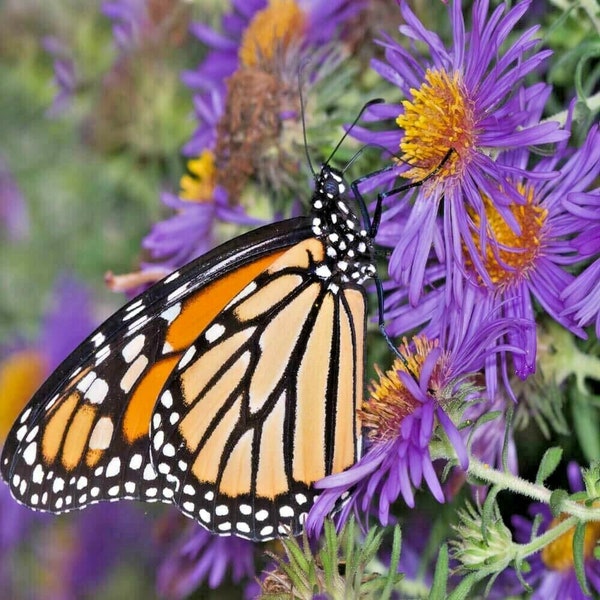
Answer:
top-left (42, 37), bottom-right (77, 117)
top-left (102, 0), bottom-right (150, 50)
top-left (0, 275), bottom-right (98, 594)
top-left (157, 522), bottom-right (256, 599)
top-left (0, 156), bottom-right (28, 241)
top-left (184, 0), bottom-right (364, 93)
top-left (141, 184), bottom-right (262, 275)
top-left (34, 503), bottom-right (155, 600)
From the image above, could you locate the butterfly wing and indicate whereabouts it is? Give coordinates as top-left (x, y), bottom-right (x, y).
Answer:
top-left (0, 218), bottom-right (312, 515)
top-left (150, 237), bottom-right (365, 540)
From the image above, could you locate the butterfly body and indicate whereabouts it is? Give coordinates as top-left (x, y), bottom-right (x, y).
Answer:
top-left (1, 163), bottom-right (373, 541)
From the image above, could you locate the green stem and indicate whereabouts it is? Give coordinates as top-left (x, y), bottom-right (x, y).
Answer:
top-left (467, 456), bottom-right (600, 522)
top-left (513, 515), bottom-right (579, 563)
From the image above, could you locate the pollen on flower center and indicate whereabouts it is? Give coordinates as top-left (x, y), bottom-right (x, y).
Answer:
top-left (396, 69), bottom-right (476, 183)
top-left (541, 511), bottom-right (600, 572)
top-left (466, 184), bottom-right (548, 289)
top-left (239, 0), bottom-right (306, 68)
top-left (360, 337), bottom-right (441, 443)
top-left (179, 150), bottom-right (216, 202)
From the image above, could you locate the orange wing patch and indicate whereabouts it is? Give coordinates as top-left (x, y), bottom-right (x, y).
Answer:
top-left (41, 392), bottom-right (79, 464)
top-left (123, 355), bottom-right (181, 443)
top-left (166, 250), bottom-right (287, 352)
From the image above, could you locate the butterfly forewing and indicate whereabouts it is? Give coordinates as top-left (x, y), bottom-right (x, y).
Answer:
top-left (150, 238), bottom-right (365, 540)
top-left (2, 159), bottom-right (376, 543)
top-left (1, 219), bottom-right (312, 515)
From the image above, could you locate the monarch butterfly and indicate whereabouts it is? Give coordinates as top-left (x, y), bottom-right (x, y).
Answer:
top-left (0, 100), bottom-right (447, 541)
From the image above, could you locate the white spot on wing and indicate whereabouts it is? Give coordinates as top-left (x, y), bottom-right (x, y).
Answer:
top-left (129, 454), bottom-right (143, 470)
top-left (32, 464), bottom-right (44, 484)
top-left (89, 417), bottom-right (114, 450)
top-left (91, 332), bottom-right (105, 347)
top-left (85, 378), bottom-right (109, 404)
top-left (77, 371), bottom-right (97, 393)
top-left (106, 457), bottom-right (121, 477)
top-left (23, 442), bottom-right (37, 465)
top-left (205, 323), bottom-right (225, 343)
top-left (160, 391), bottom-right (173, 409)
top-left (164, 271), bottom-right (180, 284)
top-left (160, 303), bottom-right (181, 323)
top-left (122, 334), bottom-right (146, 362)
top-left (120, 354), bottom-right (149, 393)
top-left (179, 346), bottom-right (196, 369)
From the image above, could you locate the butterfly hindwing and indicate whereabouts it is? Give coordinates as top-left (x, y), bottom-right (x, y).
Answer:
top-left (150, 238), bottom-right (365, 540)
top-left (1, 218), bottom-right (312, 515)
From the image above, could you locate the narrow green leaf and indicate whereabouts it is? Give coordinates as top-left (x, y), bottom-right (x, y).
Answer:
top-left (501, 403), bottom-right (514, 472)
top-left (446, 572), bottom-right (480, 600)
top-left (429, 543), bottom-right (449, 600)
top-left (481, 487), bottom-right (502, 543)
top-left (535, 447), bottom-right (563, 485)
top-left (571, 386), bottom-right (600, 462)
top-left (573, 521), bottom-right (591, 596)
top-left (381, 526), bottom-right (402, 600)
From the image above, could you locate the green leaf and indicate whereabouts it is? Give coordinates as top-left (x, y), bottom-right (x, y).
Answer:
top-left (481, 486), bottom-right (502, 543)
top-left (571, 386), bottom-right (600, 462)
top-left (573, 521), bottom-right (591, 596)
top-left (381, 526), bottom-right (402, 600)
top-left (446, 572), bottom-right (480, 600)
top-left (549, 489), bottom-right (569, 517)
top-left (535, 447), bottom-right (563, 485)
top-left (429, 543), bottom-right (449, 600)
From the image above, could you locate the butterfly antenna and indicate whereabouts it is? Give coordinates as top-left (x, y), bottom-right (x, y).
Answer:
top-left (298, 67), bottom-right (316, 177)
top-left (324, 98), bottom-right (385, 166)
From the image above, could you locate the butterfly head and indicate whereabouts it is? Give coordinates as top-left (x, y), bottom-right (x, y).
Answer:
top-left (310, 164), bottom-right (376, 286)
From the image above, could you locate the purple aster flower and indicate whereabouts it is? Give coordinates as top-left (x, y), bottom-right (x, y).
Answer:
top-left (157, 521), bottom-right (256, 599)
top-left (42, 37), bottom-right (77, 117)
top-left (381, 115), bottom-right (599, 399)
top-left (352, 0), bottom-right (568, 305)
top-left (0, 156), bottom-right (28, 241)
top-left (306, 315), bottom-right (525, 537)
top-left (560, 183), bottom-right (600, 336)
top-left (491, 463), bottom-right (600, 599)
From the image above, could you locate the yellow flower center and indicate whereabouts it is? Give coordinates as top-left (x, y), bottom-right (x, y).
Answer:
top-left (396, 69), bottom-right (476, 183)
top-left (466, 184), bottom-right (547, 289)
top-left (239, 0), bottom-right (306, 68)
top-left (541, 511), bottom-right (600, 572)
top-left (361, 337), bottom-right (442, 443)
top-left (0, 350), bottom-right (47, 442)
top-left (179, 150), bottom-right (216, 202)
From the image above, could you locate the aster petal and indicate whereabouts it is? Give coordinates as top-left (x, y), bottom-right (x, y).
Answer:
top-left (399, 1), bottom-right (448, 67)
top-left (421, 454), bottom-right (445, 502)
top-left (436, 407), bottom-right (469, 469)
